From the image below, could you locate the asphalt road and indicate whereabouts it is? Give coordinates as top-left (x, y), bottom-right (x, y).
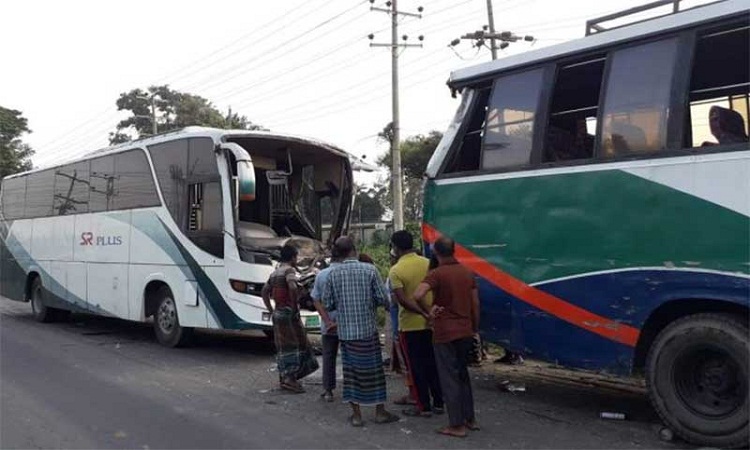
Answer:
top-left (0, 298), bottom-right (684, 449)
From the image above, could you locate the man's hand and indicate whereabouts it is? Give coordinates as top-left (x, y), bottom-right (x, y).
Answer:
top-left (325, 320), bottom-right (338, 333)
top-left (430, 305), bottom-right (445, 320)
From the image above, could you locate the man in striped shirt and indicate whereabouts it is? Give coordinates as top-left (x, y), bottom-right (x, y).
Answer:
top-left (322, 236), bottom-right (399, 427)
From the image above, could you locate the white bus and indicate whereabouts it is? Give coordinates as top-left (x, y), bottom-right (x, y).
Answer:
top-left (0, 127), bottom-right (354, 347)
top-left (423, 0), bottom-right (748, 447)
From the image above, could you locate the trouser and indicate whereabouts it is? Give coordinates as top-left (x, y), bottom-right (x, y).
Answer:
top-left (321, 334), bottom-right (339, 391)
top-left (434, 337), bottom-right (475, 427)
top-left (400, 329), bottom-right (443, 412)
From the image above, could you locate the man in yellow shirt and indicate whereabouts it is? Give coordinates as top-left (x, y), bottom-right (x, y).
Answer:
top-left (389, 230), bottom-right (444, 417)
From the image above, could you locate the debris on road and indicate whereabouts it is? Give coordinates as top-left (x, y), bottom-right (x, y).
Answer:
top-left (498, 380), bottom-right (526, 392)
top-left (658, 427), bottom-right (674, 442)
top-left (400, 428), bottom-right (412, 435)
top-left (600, 412), bottom-right (626, 420)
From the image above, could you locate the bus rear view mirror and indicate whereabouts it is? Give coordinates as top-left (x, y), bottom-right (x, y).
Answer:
top-left (219, 142), bottom-right (256, 202)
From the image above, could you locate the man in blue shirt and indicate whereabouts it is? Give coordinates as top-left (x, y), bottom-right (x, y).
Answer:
top-left (322, 236), bottom-right (399, 427)
top-left (311, 247), bottom-right (343, 403)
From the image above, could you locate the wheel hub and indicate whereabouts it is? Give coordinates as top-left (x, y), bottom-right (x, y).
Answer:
top-left (157, 298), bottom-right (176, 334)
top-left (675, 346), bottom-right (744, 418)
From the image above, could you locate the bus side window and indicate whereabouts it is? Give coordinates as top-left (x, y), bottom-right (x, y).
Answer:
top-left (113, 150), bottom-right (160, 210)
top-left (24, 170), bottom-right (56, 218)
top-left (0, 177), bottom-right (26, 220)
top-left (544, 57), bottom-right (605, 162)
top-left (54, 161), bottom-right (90, 215)
top-left (90, 156), bottom-right (116, 213)
top-left (687, 22), bottom-right (749, 148)
top-left (482, 69), bottom-right (544, 170)
top-left (443, 88), bottom-right (490, 174)
top-left (600, 38), bottom-right (679, 157)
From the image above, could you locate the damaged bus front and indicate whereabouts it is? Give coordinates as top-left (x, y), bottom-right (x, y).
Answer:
top-left (220, 131), bottom-right (354, 333)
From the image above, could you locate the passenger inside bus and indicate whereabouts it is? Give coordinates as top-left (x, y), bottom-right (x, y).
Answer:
top-left (704, 105), bottom-right (748, 146)
top-left (545, 117), bottom-right (595, 161)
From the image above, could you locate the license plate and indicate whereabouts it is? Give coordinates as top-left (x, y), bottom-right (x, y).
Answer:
top-left (305, 315), bottom-right (320, 328)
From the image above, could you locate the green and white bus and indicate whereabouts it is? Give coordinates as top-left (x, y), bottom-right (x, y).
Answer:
top-left (423, 0), bottom-right (748, 447)
top-left (0, 127), bottom-right (354, 346)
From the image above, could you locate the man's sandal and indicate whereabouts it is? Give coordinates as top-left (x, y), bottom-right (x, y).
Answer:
top-left (373, 411), bottom-right (400, 424)
top-left (436, 427), bottom-right (467, 438)
top-left (348, 415), bottom-right (364, 427)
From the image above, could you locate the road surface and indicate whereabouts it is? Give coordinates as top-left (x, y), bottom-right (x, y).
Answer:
top-left (0, 298), bottom-right (680, 449)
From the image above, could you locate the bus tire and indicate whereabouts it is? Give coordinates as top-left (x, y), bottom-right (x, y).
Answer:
top-left (153, 286), bottom-right (193, 348)
top-left (646, 313), bottom-right (748, 448)
top-left (30, 277), bottom-right (68, 323)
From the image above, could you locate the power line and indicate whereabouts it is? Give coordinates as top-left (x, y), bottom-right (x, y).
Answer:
top-left (32, 1), bottom-right (336, 164)
top-left (211, 33), bottom-right (366, 105)
top-left (154, 0), bottom-right (310, 86)
top-left (182, 1), bottom-right (369, 94)
top-left (254, 47), bottom-right (444, 125)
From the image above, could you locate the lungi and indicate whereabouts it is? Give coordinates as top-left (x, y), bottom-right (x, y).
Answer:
top-left (273, 307), bottom-right (319, 380)
top-left (340, 335), bottom-right (387, 406)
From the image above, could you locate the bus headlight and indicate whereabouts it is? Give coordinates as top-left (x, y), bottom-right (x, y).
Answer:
top-left (229, 279), bottom-right (264, 296)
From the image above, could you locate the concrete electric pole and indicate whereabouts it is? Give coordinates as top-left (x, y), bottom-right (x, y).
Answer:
top-left (368, 0), bottom-right (423, 232)
top-left (486, 0), bottom-right (498, 60)
top-left (136, 92), bottom-right (158, 136)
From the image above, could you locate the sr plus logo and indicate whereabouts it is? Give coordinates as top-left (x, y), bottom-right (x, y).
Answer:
top-left (80, 232), bottom-right (123, 246)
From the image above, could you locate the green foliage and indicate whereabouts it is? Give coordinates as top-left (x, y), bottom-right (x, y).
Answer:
top-left (359, 244), bottom-right (391, 279)
top-left (375, 128), bottom-right (443, 223)
top-left (405, 221), bottom-right (424, 252)
top-left (109, 85), bottom-right (266, 144)
top-left (360, 243), bottom-right (392, 329)
top-left (352, 184), bottom-right (386, 223)
top-left (0, 106), bottom-right (34, 178)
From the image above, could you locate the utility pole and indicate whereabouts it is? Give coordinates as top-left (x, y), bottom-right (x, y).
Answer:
top-left (136, 92), bottom-right (158, 136)
top-left (150, 95), bottom-right (157, 135)
top-left (368, 0), bottom-right (423, 232)
top-left (486, 0), bottom-right (498, 60)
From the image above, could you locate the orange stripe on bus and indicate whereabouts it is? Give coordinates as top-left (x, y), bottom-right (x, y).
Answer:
top-left (422, 223), bottom-right (640, 347)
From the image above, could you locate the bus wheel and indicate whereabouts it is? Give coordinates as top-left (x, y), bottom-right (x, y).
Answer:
top-left (646, 313), bottom-right (748, 448)
top-left (30, 277), bottom-right (68, 323)
top-left (153, 287), bottom-right (193, 348)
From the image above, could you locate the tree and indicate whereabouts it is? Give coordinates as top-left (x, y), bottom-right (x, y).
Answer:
top-left (109, 85), bottom-right (266, 144)
top-left (0, 106), bottom-right (34, 178)
top-left (352, 185), bottom-right (387, 223)
top-left (375, 125), bottom-right (442, 223)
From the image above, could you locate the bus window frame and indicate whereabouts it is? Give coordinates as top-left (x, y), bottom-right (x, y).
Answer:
top-left (435, 82), bottom-right (491, 176)
top-left (434, 15), bottom-right (749, 181)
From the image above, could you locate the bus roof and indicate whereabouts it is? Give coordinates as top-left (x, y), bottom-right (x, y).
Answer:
top-left (449, 0), bottom-right (746, 88)
top-left (6, 127), bottom-right (358, 180)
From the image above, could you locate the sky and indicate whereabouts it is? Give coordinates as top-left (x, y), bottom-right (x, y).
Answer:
top-left (0, 0), bottom-right (715, 182)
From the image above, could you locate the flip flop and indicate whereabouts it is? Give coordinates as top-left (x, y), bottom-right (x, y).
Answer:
top-left (466, 422), bottom-right (481, 431)
top-left (374, 412), bottom-right (400, 424)
top-left (280, 381), bottom-right (305, 394)
top-left (402, 408), bottom-right (432, 418)
top-left (348, 415), bottom-right (364, 428)
top-left (436, 427), bottom-right (467, 438)
top-left (393, 396), bottom-right (415, 406)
